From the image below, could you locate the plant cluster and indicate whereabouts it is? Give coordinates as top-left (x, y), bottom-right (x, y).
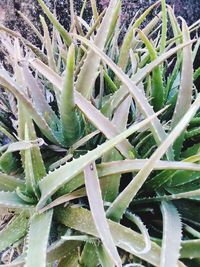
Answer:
top-left (0, 0), bottom-right (200, 266)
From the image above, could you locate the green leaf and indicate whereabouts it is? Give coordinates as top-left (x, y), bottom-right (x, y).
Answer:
top-left (37, 0), bottom-right (72, 46)
top-left (0, 191), bottom-right (32, 209)
top-left (60, 44), bottom-right (82, 146)
top-left (90, 0), bottom-right (99, 21)
top-left (180, 239), bottom-right (200, 259)
top-left (101, 149), bottom-right (122, 202)
top-left (29, 58), bottom-right (133, 158)
top-left (1, 240), bottom-right (82, 266)
top-left (40, 16), bottom-right (57, 72)
top-left (63, 158), bottom-right (200, 201)
top-left (171, 18), bottom-right (193, 158)
top-left (160, 0), bottom-right (168, 54)
top-left (125, 212), bottom-right (151, 254)
top-left (76, 0), bottom-right (120, 99)
top-left (0, 24), bottom-right (48, 64)
top-left (0, 152), bottom-right (17, 174)
top-left (0, 211), bottom-right (29, 252)
top-left (48, 240), bottom-right (81, 266)
top-left (194, 67), bottom-right (200, 81)
top-left (73, 35), bottom-right (193, 160)
top-left (95, 244), bottom-right (115, 267)
top-left (106, 94), bottom-right (200, 221)
top-left (56, 206), bottom-right (185, 267)
top-left (101, 97), bottom-right (131, 201)
top-left (22, 65), bottom-right (61, 138)
top-left (37, 108), bottom-right (164, 209)
top-left (79, 243), bottom-right (99, 267)
top-left (106, 0), bottom-right (121, 44)
top-left (0, 69), bottom-right (60, 144)
top-left (24, 120), bottom-right (46, 183)
top-left (117, 1), bottom-right (160, 73)
top-left (137, 29), bottom-right (164, 110)
top-left (18, 11), bottom-right (43, 42)
top-left (0, 172), bottom-right (25, 192)
top-left (84, 163), bottom-right (121, 267)
top-left (160, 202), bottom-right (182, 267)
top-left (25, 210), bottom-right (53, 267)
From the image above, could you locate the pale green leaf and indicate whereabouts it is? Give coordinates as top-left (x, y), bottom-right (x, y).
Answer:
top-left (25, 210), bottom-right (53, 267)
top-left (37, 108), bottom-right (164, 209)
top-left (84, 163), bottom-right (122, 267)
top-left (0, 211), bottom-right (29, 252)
top-left (160, 202), bottom-right (182, 267)
top-left (76, 0), bottom-right (119, 99)
top-left (106, 94), bottom-right (200, 221)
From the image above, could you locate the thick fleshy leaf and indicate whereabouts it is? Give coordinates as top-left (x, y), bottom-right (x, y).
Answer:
top-left (47, 240), bottom-right (81, 264)
top-left (0, 191), bottom-right (33, 209)
top-left (18, 11), bottom-right (43, 42)
top-left (117, 1), bottom-right (160, 72)
top-left (0, 172), bottom-right (25, 192)
top-left (0, 211), bottom-right (29, 252)
top-left (171, 18), bottom-right (193, 158)
top-left (0, 24), bottom-right (48, 64)
top-left (37, 0), bottom-right (72, 46)
top-left (76, 0), bottom-right (119, 99)
top-left (60, 44), bottom-right (82, 145)
top-left (180, 239), bottom-right (200, 259)
top-left (73, 35), bottom-right (193, 160)
top-left (84, 163), bottom-right (121, 267)
top-left (95, 244), bottom-right (115, 267)
top-left (37, 108), bottom-right (164, 209)
top-left (43, 159), bottom-right (200, 207)
top-left (106, 94), bottom-right (200, 221)
top-left (40, 16), bottom-right (57, 72)
top-left (22, 65), bottom-right (60, 133)
top-left (137, 29), bottom-right (164, 110)
top-left (56, 206), bottom-right (186, 267)
top-left (160, 202), bottom-right (182, 267)
top-left (125, 212), bottom-right (151, 254)
top-left (101, 96), bottom-right (131, 202)
top-left (0, 69), bottom-right (59, 144)
top-left (25, 210), bottom-right (53, 267)
top-left (29, 58), bottom-right (132, 158)
top-left (160, 0), bottom-right (167, 54)
top-left (79, 243), bottom-right (99, 267)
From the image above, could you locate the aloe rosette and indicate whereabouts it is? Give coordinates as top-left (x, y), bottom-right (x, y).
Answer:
top-left (0, 0), bottom-right (199, 266)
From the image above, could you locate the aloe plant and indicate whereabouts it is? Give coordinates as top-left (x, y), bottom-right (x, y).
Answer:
top-left (0, 0), bottom-right (199, 266)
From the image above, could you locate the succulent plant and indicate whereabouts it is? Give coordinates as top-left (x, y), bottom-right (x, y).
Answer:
top-left (0, 0), bottom-right (200, 266)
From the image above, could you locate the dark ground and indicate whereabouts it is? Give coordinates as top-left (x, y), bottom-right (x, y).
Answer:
top-left (0, 0), bottom-right (200, 44)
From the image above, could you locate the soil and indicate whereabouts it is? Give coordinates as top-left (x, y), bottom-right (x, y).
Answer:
top-left (0, 0), bottom-right (199, 44)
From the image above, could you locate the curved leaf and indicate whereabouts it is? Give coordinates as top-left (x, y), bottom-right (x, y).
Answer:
top-left (0, 172), bottom-right (25, 192)
top-left (0, 191), bottom-right (32, 209)
top-left (37, 108), bottom-right (164, 209)
top-left (25, 210), bottom-right (53, 267)
top-left (73, 35), bottom-right (196, 160)
top-left (117, 1), bottom-right (160, 72)
top-left (0, 69), bottom-right (60, 144)
top-left (84, 163), bottom-right (121, 267)
top-left (0, 211), bottom-right (29, 252)
top-left (106, 94), bottom-right (200, 221)
top-left (56, 206), bottom-right (185, 267)
top-left (29, 58), bottom-right (132, 158)
top-left (37, 0), bottom-right (72, 46)
top-left (160, 202), bottom-right (182, 267)
top-left (76, 0), bottom-right (119, 99)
